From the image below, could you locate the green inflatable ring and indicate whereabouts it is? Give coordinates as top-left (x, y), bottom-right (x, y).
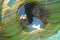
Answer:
top-left (1, 0), bottom-right (60, 40)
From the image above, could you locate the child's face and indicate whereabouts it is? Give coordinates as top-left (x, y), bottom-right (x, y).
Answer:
top-left (19, 14), bottom-right (27, 20)
top-left (19, 14), bottom-right (29, 27)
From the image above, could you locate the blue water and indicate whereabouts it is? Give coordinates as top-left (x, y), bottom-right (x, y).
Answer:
top-left (26, 17), bottom-right (44, 30)
top-left (19, 5), bottom-right (25, 16)
top-left (46, 30), bottom-right (60, 40)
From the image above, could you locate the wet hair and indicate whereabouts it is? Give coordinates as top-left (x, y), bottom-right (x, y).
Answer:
top-left (24, 2), bottom-right (36, 24)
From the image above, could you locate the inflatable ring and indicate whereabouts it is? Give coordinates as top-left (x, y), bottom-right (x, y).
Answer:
top-left (1, 0), bottom-right (60, 40)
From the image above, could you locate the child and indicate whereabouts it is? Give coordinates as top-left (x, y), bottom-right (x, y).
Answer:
top-left (19, 2), bottom-right (45, 31)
